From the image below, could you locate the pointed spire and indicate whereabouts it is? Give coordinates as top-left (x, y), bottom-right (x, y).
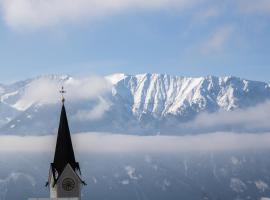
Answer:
top-left (51, 87), bottom-right (80, 182)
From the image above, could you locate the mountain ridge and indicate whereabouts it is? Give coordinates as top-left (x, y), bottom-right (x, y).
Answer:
top-left (0, 73), bottom-right (269, 135)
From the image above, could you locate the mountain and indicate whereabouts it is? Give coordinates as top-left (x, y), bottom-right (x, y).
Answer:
top-left (2, 151), bottom-right (270, 200)
top-left (0, 73), bottom-right (270, 135)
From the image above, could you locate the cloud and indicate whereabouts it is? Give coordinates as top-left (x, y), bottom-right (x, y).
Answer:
top-left (0, 0), bottom-right (200, 30)
top-left (4, 101), bottom-right (270, 152)
top-left (74, 97), bottom-right (111, 121)
top-left (201, 25), bottom-right (234, 54)
top-left (13, 77), bottom-right (60, 110)
top-left (194, 7), bottom-right (220, 23)
top-left (13, 75), bottom-right (112, 111)
top-left (1, 132), bottom-right (270, 153)
top-left (181, 101), bottom-right (270, 133)
top-left (65, 76), bottom-right (112, 101)
top-left (238, 0), bottom-right (270, 14)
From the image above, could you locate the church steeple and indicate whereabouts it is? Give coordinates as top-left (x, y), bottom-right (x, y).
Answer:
top-left (51, 103), bottom-right (80, 180)
top-left (48, 87), bottom-right (84, 199)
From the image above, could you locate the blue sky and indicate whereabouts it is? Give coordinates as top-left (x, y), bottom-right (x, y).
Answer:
top-left (0, 0), bottom-right (270, 83)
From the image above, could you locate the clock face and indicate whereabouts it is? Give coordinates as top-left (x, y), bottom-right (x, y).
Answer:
top-left (62, 178), bottom-right (75, 191)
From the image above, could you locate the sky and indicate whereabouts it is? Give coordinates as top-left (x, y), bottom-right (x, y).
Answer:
top-left (0, 0), bottom-right (270, 83)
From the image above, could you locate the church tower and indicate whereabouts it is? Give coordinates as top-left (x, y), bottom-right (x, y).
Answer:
top-left (47, 87), bottom-right (85, 199)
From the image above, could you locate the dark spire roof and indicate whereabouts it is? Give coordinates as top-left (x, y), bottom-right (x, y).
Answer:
top-left (51, 103), bottom-right (80, 183)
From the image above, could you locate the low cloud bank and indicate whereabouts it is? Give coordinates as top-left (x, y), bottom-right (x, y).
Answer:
top-left (1, 132), bottom-right (270, 153)
top-left (179, 101), bottom-right (270, 134)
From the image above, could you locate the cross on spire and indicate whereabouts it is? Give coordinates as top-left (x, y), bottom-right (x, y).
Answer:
top-left (60, 86), bottom-right (66, 103)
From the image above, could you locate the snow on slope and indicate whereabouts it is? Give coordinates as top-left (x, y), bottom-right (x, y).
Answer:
top-left (0, 73), bottom-right (270, 135)
top-left (107, 73), bottom-right (270, 118)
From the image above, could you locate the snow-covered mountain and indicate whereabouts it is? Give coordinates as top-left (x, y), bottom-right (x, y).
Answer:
top-left (1, 73), bottom-right (270, 135)
top-left (106, 73), bottom-right (270, 117)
